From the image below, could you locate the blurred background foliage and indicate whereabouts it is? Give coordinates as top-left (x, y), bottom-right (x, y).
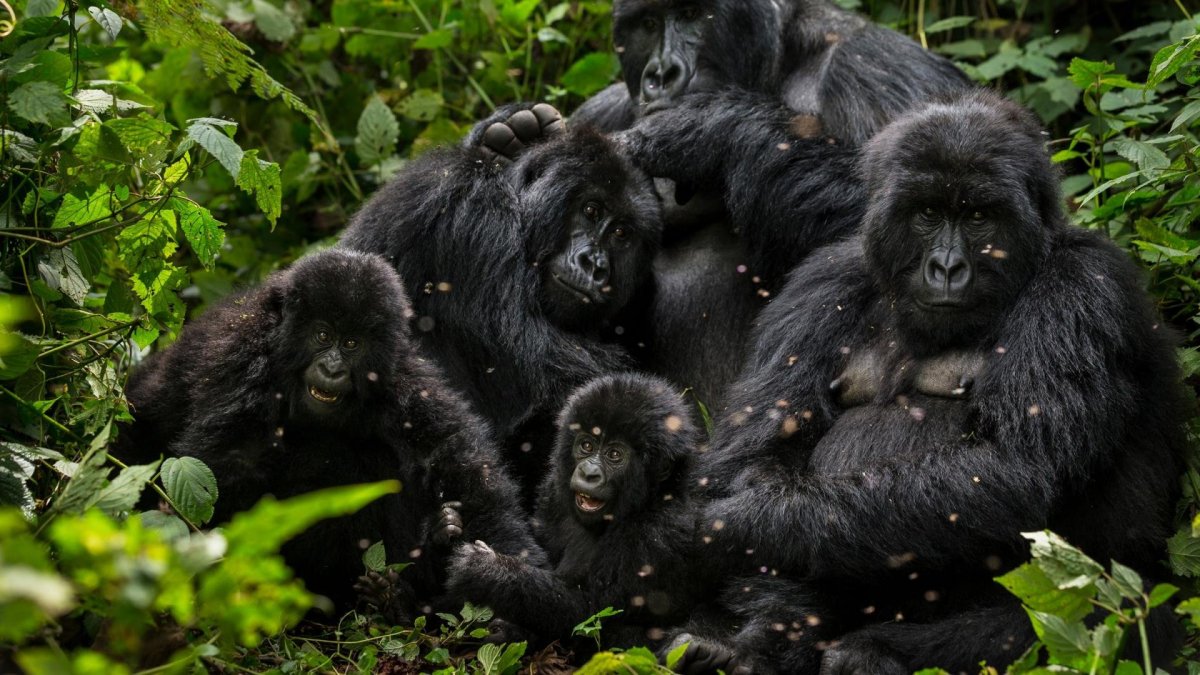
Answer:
top-left (1, 0), bottom-right (1199, 672)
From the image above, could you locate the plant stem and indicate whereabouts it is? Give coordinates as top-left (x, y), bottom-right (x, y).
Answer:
top-left (1139, 617), bottom-right (1152, 675)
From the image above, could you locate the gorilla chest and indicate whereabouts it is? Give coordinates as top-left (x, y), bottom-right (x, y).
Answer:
top-left (809, 396), bottom-right (972, 475)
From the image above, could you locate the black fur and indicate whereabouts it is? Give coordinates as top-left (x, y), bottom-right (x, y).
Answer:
top-left (446, 373), bottom-right (707, 653)
top-left (677, 92), bottom-right (1188, 673)
top-left (339, 111), bottom-right (662, 503)
top-left (120, 250), bottom-right (542, 610)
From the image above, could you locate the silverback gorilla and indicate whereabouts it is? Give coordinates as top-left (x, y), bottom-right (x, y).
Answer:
top-left (340, 106), bottom-right (662, 501)
top-left (671, 92), bottom-right (1187, 673)
top-left (446, 373), bottom-right (706, 653)
top-left (120, 250), bottom-right (541, 610)
top-left (572, 0), bottom-right (972, 409)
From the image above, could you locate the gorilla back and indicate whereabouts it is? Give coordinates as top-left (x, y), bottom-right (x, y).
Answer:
top-left (340, 119), bottom-right (662, 499)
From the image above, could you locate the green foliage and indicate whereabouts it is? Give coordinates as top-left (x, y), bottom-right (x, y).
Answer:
top-left (572, 605), bottom-right (623, 650)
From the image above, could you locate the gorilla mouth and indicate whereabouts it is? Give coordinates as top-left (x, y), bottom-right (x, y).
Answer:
top-left (576, 493), bottom-right (606, 512)
top-left (308, 386), bottom-right (340, 404)
top-left (553, 274), bottom-right (604, 305)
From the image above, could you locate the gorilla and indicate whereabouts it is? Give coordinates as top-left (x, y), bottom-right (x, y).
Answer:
top-left (671, 92), bottom-right (1188, 673)
top-left (571, 0), bottom-right (973, 411)
top-left (340, 105), bottom-right (662, 502)
top-left (446, 373), bottom-right (706, 654)
top-left (120, 249), bottom-right (542, 610)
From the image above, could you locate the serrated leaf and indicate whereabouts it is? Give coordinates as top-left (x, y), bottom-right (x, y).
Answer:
top-left (8, 81), bottom-right (67, 125)
top-left (995, 562), bottom-right (1093, 622)
top-left (1023, 531), bottom-right (1104, 589)
top-left (1109, 560), bottom-right (1143, 600)
top-left (37, 248), bottom-right (90, 306)
top-left (47, 450), bottom-right (109, 516)
top-left (251, 0), bottom-right (295, 42)
top-left (73, 89), bottom-right (146, 114)
top-left (1168, 531), bottom-right (1200, 576)
top-left (51, 187), bottom-right (113, 229)
top-left (1, 130), bottom-right (38, 163)
top-left (562, 53), bottom-right (619, 97)
top-left (95, 461), bottom-right (160, 515)
top-left (87, 6), bottom-right (123, 40)
top-left (236, 150), bottom-right (282, 225)
top-left (170, 198), bottom-right (225, 268)
top-left (161, 456), bottom-right (219, 526)
top-left (363, 540), bottom-right (386, 572)
top-left (355, 96), bottom-right (400, 166)
top-left (186, 119), bottom-right (244, 178)
top-left (1111, 137), bottom-right (1171, 171)
top-left (397, 89), bottom-right (443, 122)
top-left (1025, 609), bottom-right (1090, 665)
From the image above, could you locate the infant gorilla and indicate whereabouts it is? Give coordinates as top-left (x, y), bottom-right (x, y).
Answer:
top-left (120, 249), bottom-right (540, 611)
top-left (446, 373), bottom-right (707, 652)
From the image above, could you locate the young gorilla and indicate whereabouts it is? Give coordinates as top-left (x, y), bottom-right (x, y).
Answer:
top-left (446, 373), bottom-right (706, 653)
top-left (340, 106), bottom-right (662, 501)
top-left (120, 250), bottom-right (541, 611)
top-left (671, 92), bottom-right (1188, 673)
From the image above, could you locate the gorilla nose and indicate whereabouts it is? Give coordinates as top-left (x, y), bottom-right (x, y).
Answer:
top-left (317, 360), bottom-right (348, 381)
top-left (641, 56), bottom-right (688, 102)
top-left (575, 247), bottom-right (610, 285)
top-left (575, 462), bottom-right (603, 487)
top-left (924, 250), bottom-right (971, 293)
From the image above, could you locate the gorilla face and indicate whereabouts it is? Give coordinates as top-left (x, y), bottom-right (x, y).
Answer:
top-left (568, 431), bottom-right (634, 526)
top-left (275, 250), bottom-right (413, 427)
top-left (613, 0), bottom-right (780, 113)
top-left (540, 192), bottom-right (650, 328)
top-left (861, 95), bottom-right (1057, 350)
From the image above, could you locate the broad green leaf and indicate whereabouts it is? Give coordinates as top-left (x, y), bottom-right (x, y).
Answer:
top-left (222, 481), bottom-right (399, 555)
top-left (1109, 560), bottom-right (1143, 600)
top-left (37, 248), bottom-right (89, 306)
top-left (105, 116), bottom-right (175, 166)
top-left (355, 96), bottom-right (400, 166)
top-left (8, 81), bottom-right (67, 125)
top-left (73, 89), bottom-right (146, 114)
top-left (161, 456), bottom-right (219, 526)
top-left (1168, 531), bottom-right (1200, 576)
top-left (413, 28), bottom-right (454, 50)
top-left (46, 450), bottom-right (109, 516)
top-left (996, 562), bottom-right (1093, 622)
top-left (1177, 597), bottom-right (1200, 627)
top-left (1, 130), bottom-right (38, 163)
top-left (170, 198), bottom-right (225, 268)
top-left (1148, 583), bottom-right (1179, 608)
top-left (1111, 137), bottom-right (1170, 172)
top-left (924, 16), bottom-right (975, 33)
top-left (138, 510), bottom-right (190, 541)
top-left (0, 332), bottom-right (39, 381)
top-left (236, 150), bottom-right (282, 225)
top-left (185, 118), bottom-right (244, 178)
top-left (562, 53), bottom-right (620, 97)
top-left (87, 6), bottom-right (123, 40)
top-left (51, 187), bottom-right (113, 229)
top-left (1022, 531), bottom-right (1104, 589)
top-left (1148, 37), bottom-right (1200, 87)
top-left (95, 461), bottom-right (160, 516)
top-left (1025, 609), bottom-right (1090, 666)
top-left (397, 89), bottom-right (443, 122)
top-left (251, 0), bottom-right (295, 42)
top-left (363, 540), bottom-right (386, 572)
top-left (664, 641), bottom-right (689, 669)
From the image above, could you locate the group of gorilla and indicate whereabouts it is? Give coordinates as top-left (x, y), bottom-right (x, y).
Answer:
top-left (118, 1), bottom-right (1191, 672)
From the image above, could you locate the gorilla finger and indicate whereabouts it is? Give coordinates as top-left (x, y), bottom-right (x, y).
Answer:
top-left (507, 110), bottom-right (542, 143)
top-left (531, 103), bottom-right (566, 135)
top-left (442, 524), bottom-right (463, 539)
top-left (442, 500), bottom-right (463, 509)
top-left (482, 123), bottom-right (521, 160)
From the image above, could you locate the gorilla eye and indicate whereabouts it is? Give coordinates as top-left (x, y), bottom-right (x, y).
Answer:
top-left (316, 330), bottom-right (331, 344)
top-left (922, 207), bottom-right (937, 219)
top-left (612, 226), bottom-right (627, 239)
top-left (583, 202), bottom-right (601, 221)
top-left (580, 438), bottom-right (595, 454)
top-left (342, 338), bottom-right (359, 350)
top-left (971, 210), bottom-right (986, 222)
top-left (642, 16), bottom-right (659, 31)
top-left (605, 447), bottom-right (624, 462)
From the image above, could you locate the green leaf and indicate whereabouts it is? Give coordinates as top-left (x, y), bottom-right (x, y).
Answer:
top-left (1111, 137), bottom-right (1170, 172)
top-left (73, 89), bottom-right (146, 114)
top-left (924, 16), bottom-right (975, 34)
top-left (170, 198), bottom-right (225, 269)
top-left (1177, 597), bottom-right (1200, 627)
top-left (562, 53), bottom-right (619, 97)
top-left (47, 450), bottom-right (109, 517)
top-left (996, 562), bottom-right (1093, 622)
top-left (355, 96), bottom-right (400, 166)
top-left (8, 81), bottom-right (67, 125)
top-left (236, 150), bottom-right (282, 226)
top-left (1168, 531), bottom-right (1200, 576)
top-left (51, 187), bottom-right (113, 229)
top-left (1148, 583), bottom-right (1178, 608)
top-left (1148, 37), bottom-right (1200, 87)
top-left (161, 456), bottom-right (219, 526)
top-left (363, 540), bottom-right (386, 572)
top-left (37, 248), bottom-right (90, 306)
top-left (138, 510), bottom-right (190, 541)
top-left (496, 642), bottom-right (527, 675)
top-left (664, 641), bottom-right (689, 669)
top-left (95, 461), bottom-right (160, 516)
top-left (1025, 609), bottom-right (1090, 666)
top-left (222, 481), bottom-right (399, 555)
top-left (1022, 531), bottom-right (1104, 589)
top-left (87, 6), bottom-right (123, 40)
top-left (251, 0), bottom-right (295, 42)
top-left (0, 333), bottom-right (39, 381)
top-left (1109, 560), bottom-right (1144, 600)
top-left (413, 28), bottom-right (454, 50)
top-left (397, 89), bottom-right (443, 122)
top-left (185, 118), bottom-right (244, 179)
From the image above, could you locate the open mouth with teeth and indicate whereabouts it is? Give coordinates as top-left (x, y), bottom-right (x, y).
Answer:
top-left (308, 386), bottom-right (341, 404)
top-left (575, 492), bottom-right (606, 513)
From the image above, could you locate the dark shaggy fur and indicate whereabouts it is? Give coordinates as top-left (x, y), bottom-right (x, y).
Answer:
top-left (446, 373), bottom-right (707, 654)
top-left (674, 92), bottom-right (1188, 673)
top-left (120, 250), bottom-right (542, 609)
top-left (339, 110), bottom-right (662, 502)
top-left (570, 0), bottom-right (972, 413)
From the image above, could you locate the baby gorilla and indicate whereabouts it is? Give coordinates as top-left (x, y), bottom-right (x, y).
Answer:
top-left (446, 373), bottom-right (706, 653)
top-left (120, 249), bottom-right (540, 610)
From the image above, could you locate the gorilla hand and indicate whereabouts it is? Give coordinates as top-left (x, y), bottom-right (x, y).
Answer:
top-left (354, 568), bottom-right (417, 626)
top-left (481, 103), bottom-right (565, 163)
top-left (432, 500), bottom-right (464, 548)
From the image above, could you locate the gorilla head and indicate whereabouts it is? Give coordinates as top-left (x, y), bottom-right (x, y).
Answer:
top-left (271, 249), bottom-right (413, 424)
top-left (860, 92), bottom-right (1062, 351)
top-left (514, 129), bottom-right (662, 330)
top-left (551, 373), bottom-right (696, 527)
top-left (613, 0), bottom-right (781, 112)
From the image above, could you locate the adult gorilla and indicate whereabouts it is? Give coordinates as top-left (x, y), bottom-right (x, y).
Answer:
top-left (573, 0), bottom-right (971, 410)
top-left (120, 250), bottom-right (541, 611)
top-left (340, 106), bottom-right (662, 502)
top-left (447, 373), bottom-right (706, 653)
top-left (673, 93), bottom-right (1187, 673)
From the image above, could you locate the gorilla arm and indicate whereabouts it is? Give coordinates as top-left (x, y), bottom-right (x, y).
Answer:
top-left (618, 90), bottom-right (866, 281)
top-left (704, 237), bottom-right (1158, 578)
